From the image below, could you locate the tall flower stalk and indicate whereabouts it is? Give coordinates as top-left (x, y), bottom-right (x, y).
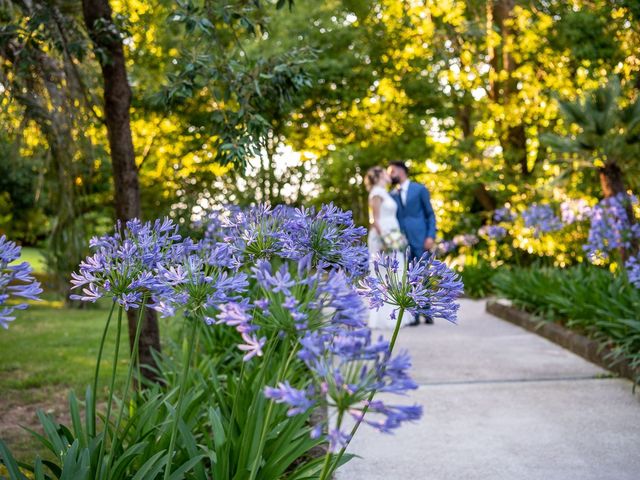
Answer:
top-left (163, 315), bottom-right (199, 480)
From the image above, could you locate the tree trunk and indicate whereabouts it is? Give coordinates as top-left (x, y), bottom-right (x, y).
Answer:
top-left (599, 161), bottom-right (626, 199)
top-left (472, 183), bottom-right (497, 212)
top-left (487, 0), bottom-right (529, 177)
top-left (82, 0), bottom-right (161, 383)
top-left (599, 161), bottom-right (636, 260)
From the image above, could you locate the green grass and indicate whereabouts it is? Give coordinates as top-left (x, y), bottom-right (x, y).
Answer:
top-left (0, 302), bottom-right (134, 461)
top-left (0, 303), bottom-right (128, 395)
top-left (12, 247), bottom-right (47, 274)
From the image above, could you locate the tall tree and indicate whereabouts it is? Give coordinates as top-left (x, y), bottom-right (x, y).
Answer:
top-left (0, 0), bottom-right (89, 297)
top-left (81, 0), bottom-right (161, 382)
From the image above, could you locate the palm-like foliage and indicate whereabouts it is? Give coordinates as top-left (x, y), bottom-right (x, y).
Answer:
top-left (542, 78), bottom-right (640, 197)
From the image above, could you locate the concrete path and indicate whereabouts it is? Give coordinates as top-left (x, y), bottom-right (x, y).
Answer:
top-left (337, 299), bottom-right (640, 480)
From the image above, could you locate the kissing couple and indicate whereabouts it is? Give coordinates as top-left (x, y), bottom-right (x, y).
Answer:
top-left (364, 161), bottom-right (436, 329)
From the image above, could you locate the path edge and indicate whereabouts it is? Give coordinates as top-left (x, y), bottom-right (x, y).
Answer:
top-left (486, 299), bottom-right (639, 383)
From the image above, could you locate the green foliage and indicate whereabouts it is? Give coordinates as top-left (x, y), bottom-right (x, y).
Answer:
top-left (0, 304), bottom-right (127, 393)
top-left (0, 309), bottom-right (331, 479)
top-left (455, 254), bottom-right (497, 299)
top-left (542, 77), bottom-right (640, 190)
top-left (551, 7), bottom-right (622, 66)
top-left (492, 264), bottom-right (640, 380)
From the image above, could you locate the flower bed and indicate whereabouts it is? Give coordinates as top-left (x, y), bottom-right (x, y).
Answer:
top-left (0, 204), bottom-right (463, 479)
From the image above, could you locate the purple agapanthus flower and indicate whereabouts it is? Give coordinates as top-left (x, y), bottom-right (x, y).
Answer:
top-left (584, 193), bottom-right (640, 262)
top-left (625, 254), bottom-right (640, 288)
top-left (522, 204), bottom-right (563, 237)
top-left (264, 381), bottom-right (315, 416)
top-left (360, 251), bottom-right (464, 323)
top-left (238, 332), bottom-right (266, 361)
top-left (77, 202), bottom-right (462, 456)
top-left (0, 235), bottom-right (42, 329)
top-left (478, 225), bottom-right (507, 240)
top-left (278, 203), bottom-right (369, 279)
top-left (436, 240), bottom-right (456, 256)
top-left (70, 218), bottom-right (181, 309)
top-left (149, 241), bottom-right (248, 317)
top-left (349, 401), bottom-right (422, 433)
top-left (283, 322), bottom-right (422, 450)
top-left (493, 206), bottom-right (516, 223)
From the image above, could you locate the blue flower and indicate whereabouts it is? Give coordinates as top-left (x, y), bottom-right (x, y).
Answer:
top-left (0, 235), bottom-right (42, 329)
top-left (361, 251), bottom-right (464, 323)
top-left (493, 206), bottom-right (516, 223)
top-left (560, 198), bottom-right (592, 225)
top-left (522, 204), bottom-right (562, 237)
top-left (436, 240), bottom-right (457, 256)
top-left (626, 254), bottom-right (640, 288)
top-left (264, 381), bottom-right (315, 417)
top-left (478, 225), bottom-right (507, 240)
top-left (585, 193), bottom-right (640, 262)
top-left (238, 332), bottom-right (266, 361)
top-left (453, 234), bottom-right (479, 247)
top-left (71, 218), bottom-right (181, 309)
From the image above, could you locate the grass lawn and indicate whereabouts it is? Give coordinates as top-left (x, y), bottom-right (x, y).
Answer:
top-left (12, 246), bottom-right (47, 274)
top-left (0, 302), bottom-right (130, 461)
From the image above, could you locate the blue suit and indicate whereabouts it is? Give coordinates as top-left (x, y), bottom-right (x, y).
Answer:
top-left (392, 181), bottom-right (436, 261)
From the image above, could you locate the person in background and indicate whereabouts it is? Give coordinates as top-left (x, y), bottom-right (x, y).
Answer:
top-left (364, 166), bottom-right (410, 330)
top-left (387, 160), bottom-right (437, 325)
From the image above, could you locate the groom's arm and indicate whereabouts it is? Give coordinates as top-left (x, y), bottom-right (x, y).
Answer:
top-left (419, 185), bottom-right (436, 243)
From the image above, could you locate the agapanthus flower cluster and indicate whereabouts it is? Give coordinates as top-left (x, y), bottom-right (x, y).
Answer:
top-left (69, 203), bottom-right (463, 457)
top-left (522, 204), bottom-right (562, 237)
top-left (262, 247), bottom-right (462, 452)
top-left (267, 327), bottom-right (422, 451)
top-left (453, 234), bottom-right (479, 247)
top-left (0, 235), bottom-right (42, 329)
top-left (279, 204), bottom-right (369, 278)
top-left (560, 199), bottom-right (592, 225)
top-left (150, 241), bottom-right (248, 318)
top-left (198, 205), bottom-right (240, 242)
top-left (359, 251), bottom-right (464, 324)
top-left (214, 204), bottom-right (368, 279)
top-left (70, 218), bottom-right (182, 309)
top-left (257, 244), bottom-right (461, 451)
top-left (626, 254), bottom-right (640, 289)
top-left (478, 225), bottom-right (507, 240)
top-left (493, 206), bottom-right (516, 223)
top-left (584, 193), bottom-right (640, 262)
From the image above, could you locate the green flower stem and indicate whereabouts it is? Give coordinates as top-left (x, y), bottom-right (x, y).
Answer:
top-left (105, 300), bottom-right (147, 480)
top-left (248, 342), bottom-right (299, 480)
top-left (90, 301), bottom-right (116, 438)
top-left (320, 307), bottom-right (406, 480)
top-left (96, 306), bottom-right (124, 480)
top-left (317, 409), bottom-right (343, 480)
top-left (163, 317), bottom-right (199, 480)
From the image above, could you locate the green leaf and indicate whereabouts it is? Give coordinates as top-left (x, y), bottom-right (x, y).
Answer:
top-left (0, 439), bottom-right (29, 480)
top-left (130, 451), bottom-right (167, 480)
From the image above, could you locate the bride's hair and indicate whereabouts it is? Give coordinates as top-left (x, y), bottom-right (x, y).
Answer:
top-left (364, 166), bottom-right (385, 191)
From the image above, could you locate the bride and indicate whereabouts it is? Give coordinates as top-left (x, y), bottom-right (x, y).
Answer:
top-left (365, 166), bottom-right (410, 330)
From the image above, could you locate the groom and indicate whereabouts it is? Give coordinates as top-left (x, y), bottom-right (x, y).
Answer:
top-left (388, 161), bottom-right (436, 325)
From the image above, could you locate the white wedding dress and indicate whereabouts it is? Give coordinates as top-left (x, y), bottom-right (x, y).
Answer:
top-left (367, 185), bottom-right (410, 330)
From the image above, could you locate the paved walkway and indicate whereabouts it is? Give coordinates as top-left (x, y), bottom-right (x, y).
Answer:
top-left (337, 299), bottom-right (640, 480)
